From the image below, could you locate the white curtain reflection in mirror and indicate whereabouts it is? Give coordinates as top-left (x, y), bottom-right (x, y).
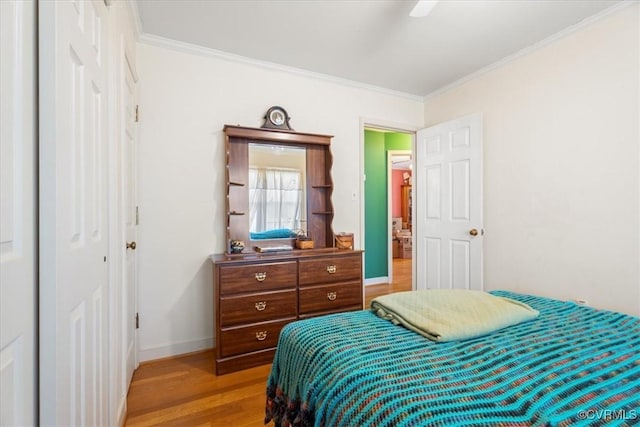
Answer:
top-left (249, 167), bottom-right (303, 233)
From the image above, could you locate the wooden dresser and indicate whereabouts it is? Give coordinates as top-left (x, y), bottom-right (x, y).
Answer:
top-left (212, 248), bottom-right (363, 375)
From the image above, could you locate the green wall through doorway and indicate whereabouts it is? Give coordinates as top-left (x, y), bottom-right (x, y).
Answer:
top-left (364, 130), bottom-right (411, 280)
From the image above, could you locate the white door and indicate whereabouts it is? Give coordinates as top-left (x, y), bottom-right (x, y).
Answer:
top-left (415, 114), bottom-right (483, 290)
top-left (123, 54), bottom-right (139, 386)
top-left (0, 1), bottom-right (37, 425)
top-left (39, 1), bottom-right (110, 425)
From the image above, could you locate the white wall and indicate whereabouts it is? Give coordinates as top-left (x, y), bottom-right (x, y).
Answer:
top-left (136, 42), bottom-right (424, 360)
top-left (424, 4), bottom-right (640, 316)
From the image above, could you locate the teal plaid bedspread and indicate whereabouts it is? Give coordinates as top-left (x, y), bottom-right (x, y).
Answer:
top-left (265, 291), bottom-right (640, 426)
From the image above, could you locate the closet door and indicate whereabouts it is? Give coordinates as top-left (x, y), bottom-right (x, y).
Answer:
top-left (39, 1), bottom-right (110, 424)
top-left (1, 1), bottom-right (37, 425)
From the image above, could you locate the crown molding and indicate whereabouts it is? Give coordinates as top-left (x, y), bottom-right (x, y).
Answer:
top-left (137, 32), bottom-right (424, 103)
top-left (424, 0), bottom-right (636, 101)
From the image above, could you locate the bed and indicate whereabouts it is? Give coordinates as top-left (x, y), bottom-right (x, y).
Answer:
top-left (265, 291), bottom-right (640, 426)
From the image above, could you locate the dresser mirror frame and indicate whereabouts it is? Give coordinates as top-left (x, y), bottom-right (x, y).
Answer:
top-left (224, 125), bottom-right (335, 253)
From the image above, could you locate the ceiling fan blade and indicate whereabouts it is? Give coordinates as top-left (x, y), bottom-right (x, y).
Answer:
top-left (409, 0), bottom-right (439, 18)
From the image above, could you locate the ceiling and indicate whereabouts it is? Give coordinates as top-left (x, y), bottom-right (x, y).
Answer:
top-left (135, 0), bottom-right (622, 97)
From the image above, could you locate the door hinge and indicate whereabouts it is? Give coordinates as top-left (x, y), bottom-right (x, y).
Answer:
top-left (135, 313), bottom-right (139, 329)
top-left (135, 206), bottom-right (140, 225)
top-left (135, 105), bottom-right (139, 123)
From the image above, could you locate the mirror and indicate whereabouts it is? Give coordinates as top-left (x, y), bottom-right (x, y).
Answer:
top-left (248, 144), bottom-right (306, 240)
top-left (224, 124), bottom-right (334, 252)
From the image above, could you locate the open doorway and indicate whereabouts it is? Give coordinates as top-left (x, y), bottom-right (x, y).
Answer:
top-left (388, 151), bottom-right (412, 284)
top-left (362, 127), bottom-right (414, 302)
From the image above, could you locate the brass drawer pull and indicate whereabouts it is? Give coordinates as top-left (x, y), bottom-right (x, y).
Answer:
top-left (255, 272), bottom-right (267, 282)
top-left (326, 265), bottom-right (337, 274)
top-left (255, 331), bottom-right (267, 341)
top-left (255, 301), bottom-right (267, 311)
top-left (327, 291), bottom-right (337, 301)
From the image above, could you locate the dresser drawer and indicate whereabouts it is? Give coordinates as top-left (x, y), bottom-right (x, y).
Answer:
top-left (219, 319), bottom-right (292, 358)
top-left (220, 289), bottom-right (297, 327)
top-left (218, 261), bottom-right (297, 295)
top-left (299, 281), bottom-right (362, 314)
top-left (298, 255), bottom-right (361, 286)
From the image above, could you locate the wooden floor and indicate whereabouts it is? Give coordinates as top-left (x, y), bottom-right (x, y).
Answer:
top-left (364, 257), bottom-right (412, 307)
top-left (125, 258), bottom-right (412, 426)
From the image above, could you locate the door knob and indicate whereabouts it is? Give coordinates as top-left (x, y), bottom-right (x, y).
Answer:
top-left (469, 229), bottom-right (478, 237)
top-left (126, 241), bottom-right (137, 250)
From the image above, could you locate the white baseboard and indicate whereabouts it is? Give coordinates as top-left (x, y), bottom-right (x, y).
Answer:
top-left (138, 337), bottom-right (213, 362)
top-left (364, 276), bottom-right (389, 286)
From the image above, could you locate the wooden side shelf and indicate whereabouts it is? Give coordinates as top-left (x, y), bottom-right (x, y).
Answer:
top-left (311, 184), bottom-right (332, 188)
top-left (401, 184), bottom-right (412, 230)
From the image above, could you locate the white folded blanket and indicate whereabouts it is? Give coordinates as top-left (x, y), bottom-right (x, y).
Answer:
top-left (371, 289), bottom-right (539, 342)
